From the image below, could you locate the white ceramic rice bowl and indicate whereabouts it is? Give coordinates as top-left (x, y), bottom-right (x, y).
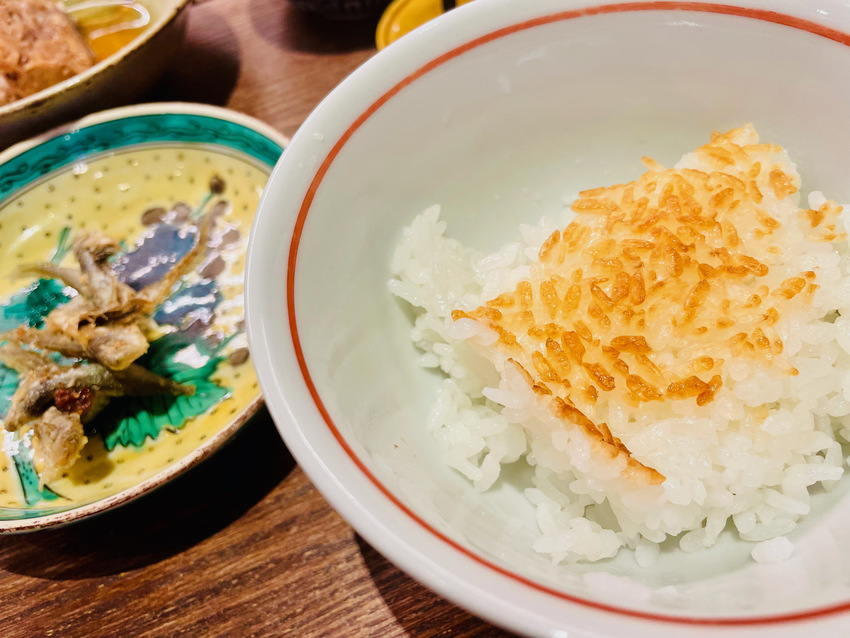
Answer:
top-left (246, 1), bottom-right (850, 635)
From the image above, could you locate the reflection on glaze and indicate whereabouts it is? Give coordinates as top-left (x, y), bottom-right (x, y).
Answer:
top-left (67, 0), bottom-right (152, 62)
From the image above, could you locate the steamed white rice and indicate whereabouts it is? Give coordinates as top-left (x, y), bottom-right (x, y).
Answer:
top-left (389, 126), bottom-right (850, 565)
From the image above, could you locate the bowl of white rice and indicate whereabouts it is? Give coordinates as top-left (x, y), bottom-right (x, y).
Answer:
top-left (245, 1), bottom-right (850, 635)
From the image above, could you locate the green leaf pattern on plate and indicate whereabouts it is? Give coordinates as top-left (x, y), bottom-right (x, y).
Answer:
top-left (0, 234), bottom-right (231, 505)
top-left (0, 279), bottom-right (70, 332)
top-left (100, 333), bottom-right (230, 451)
top-left (0, 277), bottom-right (72, 505)
top-left (12, 447), bottom-right (60, 505)
top-left (0, 362), bottom-right (19, 421)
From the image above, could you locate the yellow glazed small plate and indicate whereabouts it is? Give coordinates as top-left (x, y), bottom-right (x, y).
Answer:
top-left (0, 103), bottom-right (287, 531)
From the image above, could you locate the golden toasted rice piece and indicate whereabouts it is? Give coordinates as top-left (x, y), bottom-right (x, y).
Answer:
top-left (453, 125), bottom-right (846, 484)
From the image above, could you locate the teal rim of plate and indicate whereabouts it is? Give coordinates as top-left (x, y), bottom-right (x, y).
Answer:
top-left (0, 113), bottom-right (284, 201)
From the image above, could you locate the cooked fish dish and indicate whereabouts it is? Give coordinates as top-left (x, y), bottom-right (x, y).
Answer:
top-left (0, 213), bottom-right (211, 481)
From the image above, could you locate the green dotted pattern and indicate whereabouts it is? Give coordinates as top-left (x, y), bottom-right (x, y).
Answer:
top-left (0, 113), bottom-right (284, 202)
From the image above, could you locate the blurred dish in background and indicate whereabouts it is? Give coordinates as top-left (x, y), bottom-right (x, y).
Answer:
top-left (0, 0), bottom-right (151, 108)
top-left (0, 0), bottom-right (95, 107)
top-left (0, 0), bottom-right (189, 148)
top-left (376, 0), bottom-right (475, 49)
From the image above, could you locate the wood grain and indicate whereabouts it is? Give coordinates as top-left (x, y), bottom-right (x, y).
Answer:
top-left (0, 3), bottom-right (515, 636)
top-left (148, 0), bottom-right (377, 137)
top-left (0, 411), bottom-right (512, 637)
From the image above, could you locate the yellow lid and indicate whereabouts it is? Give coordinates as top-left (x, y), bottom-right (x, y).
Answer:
top-left (376, 0), bottom-right (476, 50)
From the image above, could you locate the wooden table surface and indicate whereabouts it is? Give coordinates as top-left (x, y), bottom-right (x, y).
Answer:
top-left (0, 2), bottom-right (514, 636)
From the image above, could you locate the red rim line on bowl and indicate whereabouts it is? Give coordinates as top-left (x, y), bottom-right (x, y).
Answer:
top-left (287, 2), bottom-right (850, 626)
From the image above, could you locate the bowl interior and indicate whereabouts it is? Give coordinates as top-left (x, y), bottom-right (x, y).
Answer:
top-left (267, 1), bottom-right (850, 628)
